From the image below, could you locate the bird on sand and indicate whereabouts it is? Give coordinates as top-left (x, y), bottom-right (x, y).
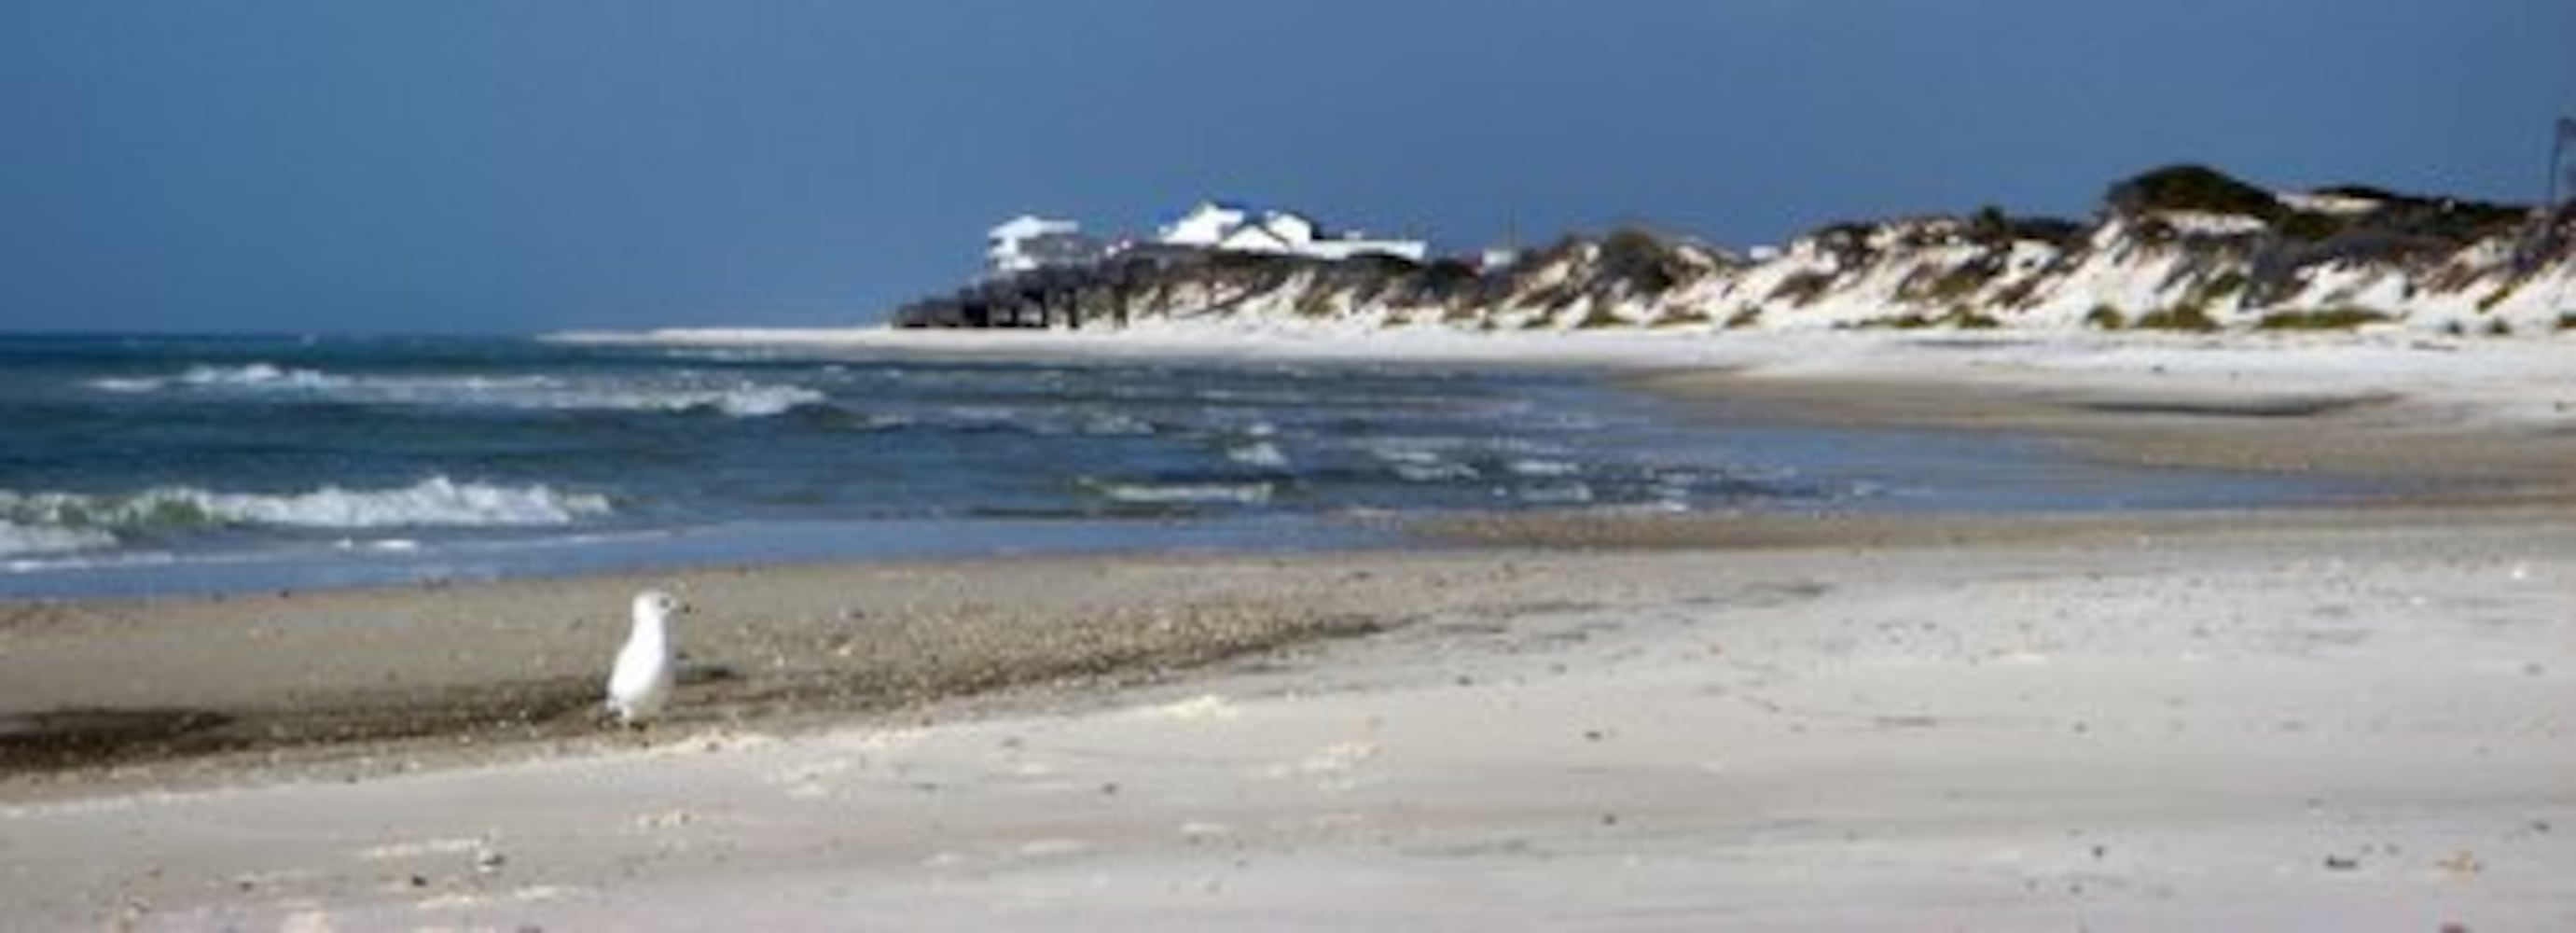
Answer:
top-left (607, 589), bottom-right (687, 726)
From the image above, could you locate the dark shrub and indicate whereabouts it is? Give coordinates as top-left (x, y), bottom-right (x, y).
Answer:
top-left (2253, 307), bottom-right (2389, 330)
top-left (2133, 303), bottom-right (2221, 332)
top-left (1598, 228), bottom-right (1691, 295)
top-left (2007, 216), bottom-right (2088, 248)
top-left (2109, 164), bottom-right (2281, 218)
top-left (1769, 271), bottom-right (1837, 306)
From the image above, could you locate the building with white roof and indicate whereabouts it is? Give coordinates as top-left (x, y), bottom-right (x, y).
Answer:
top-left (987, 215), bottom-right (1106, 279)
top-left (1156, 202), bottom-right (1428, 263)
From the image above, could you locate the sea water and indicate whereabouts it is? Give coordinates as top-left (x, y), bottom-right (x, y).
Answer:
top-left (0, 334), bottom-right (2353, 596)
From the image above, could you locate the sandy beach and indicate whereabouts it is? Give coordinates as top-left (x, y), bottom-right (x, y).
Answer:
top-left (5, 336), bottom-right (2573, 929)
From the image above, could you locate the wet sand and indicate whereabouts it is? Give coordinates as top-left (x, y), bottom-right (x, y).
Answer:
top-left (0, 558), bottom-right (1386, 794)
top-left (4, 351), bottom-right (2573, 928)
top-left (1632, 366), bottom-right (2576, 500)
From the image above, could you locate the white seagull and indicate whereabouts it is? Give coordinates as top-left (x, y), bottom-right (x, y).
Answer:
top-left (606, 589), bottom-right (687, 726)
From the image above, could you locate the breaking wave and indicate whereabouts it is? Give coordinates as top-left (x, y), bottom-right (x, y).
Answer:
top-left (0, 477), bottom-right (613, 549)
top-left (1392, 461), bottom-right (1480, 482)
top-left (1091, 481), bottom-right (1276, 507)
top-left (1506, 458), bottom-right (1582, 478)
top-left (86, 363), bottom-right (824, 418)
top-left (0, 520), bottom-right (118, 559)
top-left (88, 363), bottom-right (346, 394)
top-left (1226, 440), bottom-right (1291, 469)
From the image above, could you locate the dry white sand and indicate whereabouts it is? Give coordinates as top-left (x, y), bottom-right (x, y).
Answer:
top-left (3, 512), bottom-right (2569, 930)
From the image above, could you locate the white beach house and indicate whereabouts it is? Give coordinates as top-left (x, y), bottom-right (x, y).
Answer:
top-left (987, 215), bottom-right (1107, 279)
top-left (1156, 202), bottom-right (1429, 263)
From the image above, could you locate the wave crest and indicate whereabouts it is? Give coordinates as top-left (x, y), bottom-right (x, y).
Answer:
top-left (87, 364), bottom-right (824, 418)
top-left (0, 477), bottom-right (612, 539)
top-left (1226, 440), bottom-right (1291, 469)
top-left (0, 520), bottom-right (117, 559)
top-left (1092, 481), bottom-right (1275, 506)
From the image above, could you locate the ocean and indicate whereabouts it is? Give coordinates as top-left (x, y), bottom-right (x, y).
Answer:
top-left (0, 334), bottom-right (2348, 597)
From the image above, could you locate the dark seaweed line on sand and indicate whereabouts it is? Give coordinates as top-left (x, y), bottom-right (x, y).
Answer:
top-left (0, 608), bottom-right (1387, 779)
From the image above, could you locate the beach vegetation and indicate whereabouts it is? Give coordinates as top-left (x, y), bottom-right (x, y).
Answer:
top-left (2084, 304), bottom-right (2126, 330)
top-left (1294, 286), bottom-right (1339, 318)
top-left (2196, 270), bottom-right (2249, 300)
top-left (1946, 305), bottom-right (2003, 329)
top-left (2007, 216), bottom-right (2088, 249)
top-left (1724, 305), bottom-right (1765, 329)
top-left (1599, 228), bottom-right (1691, 295)
top-left (1769, 270), bottom-right (1837, 307)
top-left (2557, 313), bottom-right (2576, 332)
top-left (2386, 198), bottom-right (2529, 245)
top-left (2132, 302), bottom-right (2221, 332)
top-left (1517, 281), bottom-right (1579, 313)
top-left (1958, 207), bottom-right (2085, 249)
top-left (1800, 221), bottom-right (1882, 269)
top-left (1870, 305), bottom-right (2001, 330)
top-left (2277, 210), bottom-right (2343, 242)
top-left (2475, 284), bottom-right (2517, 313)
top-left (1908, 258), bottom-right (1999, 304)
top-left (1650, 305), bottom-right (1714, 328)
top-left (2484, 317), bottom-right (2513, 337)
top-left (1988, 276), bottom-right (2042, 309)
top-left (1969, 205), bottom-right (2012, 246)
top-left (2254, 307), bottom-right (2390, 330)
top-left (2109, 164), bottom-right (2279, 218)
top-left (2102, 165), bottom-right (2440, 244)
top-left (1416, 258), bottom-right (1483, 299)
top-left (1574, 302), bottom-right (1629, 329)
top-left (2297, 184), bottom-right (2523, 249)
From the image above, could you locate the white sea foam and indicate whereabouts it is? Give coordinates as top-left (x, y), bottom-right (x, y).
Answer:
top-left (85, 377), bottom-right (165, 393)
top-left (1079, 412), bottom-right (1156, 436)
top-left (335, 537), bottom-right (423, 552)
top-left (667, 383), bottom-right (824, 418)
top-left (1097, 482), bottom-right (1275, 506)
top-left (0, 477), bottom-right (611, 535)
top-left (1227, 440), bottom-right (1291, 468)
top-left (1393, 461), bottom-right (1479, 482)
top-left (1507, 459), bottom-right (1582, 478)
top-left (87, 364), bottom-right (824, 418)
top-left (1372, 448), bottom-right (1445, 466)
top-left (1518, 482), bottom-right (1597, 505)
top-left (86, 363), bottom-right (344, 394)
top-left (186, 478), bottom-right (611, 528)
top-left (0, 520), bottom-right (116, 559)
top-left (379, 376), bottom-right (825, 418)
top-left (183, 363), bottom-right (346, 390)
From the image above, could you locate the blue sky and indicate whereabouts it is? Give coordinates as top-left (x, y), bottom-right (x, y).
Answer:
top-left (3, 0), bottom-right (2570, 334)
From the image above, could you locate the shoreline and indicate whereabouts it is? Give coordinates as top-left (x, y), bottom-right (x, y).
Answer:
top-left (595, 325), bottom-right (2576, 487)
top-left (33, 326), bottom-right (2576, 601)
top-left (1629, 368), bottom-right (2576, 507)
